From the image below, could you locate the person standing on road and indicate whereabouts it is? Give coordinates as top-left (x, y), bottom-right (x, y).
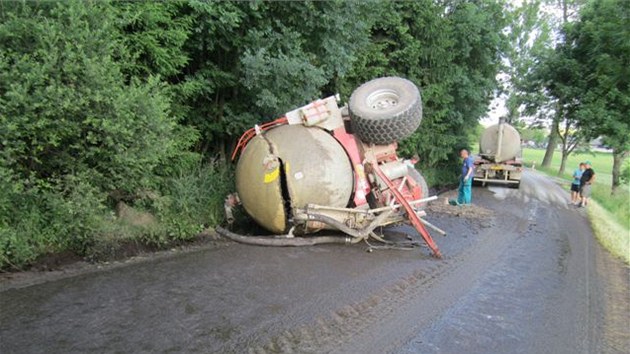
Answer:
top-left (457, 148), bottom-right (474, 205)
top-left (579, 161), bottom-right (596, 208)
top-left (571, 162), bottom-right (585, 205)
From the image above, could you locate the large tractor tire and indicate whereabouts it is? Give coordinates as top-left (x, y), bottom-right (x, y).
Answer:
top-left (349, 77), bottom-right (422, 145)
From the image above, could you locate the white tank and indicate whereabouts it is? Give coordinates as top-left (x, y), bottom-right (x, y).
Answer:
top-left (479, 123), bottom-right (521, 163)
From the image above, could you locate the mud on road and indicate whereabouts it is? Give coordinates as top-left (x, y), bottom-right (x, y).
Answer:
top-left (1, 171), bottom-right (628, 353)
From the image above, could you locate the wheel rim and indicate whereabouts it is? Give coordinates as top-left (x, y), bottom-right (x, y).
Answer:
top-left (366, 89), bottom-right (399, 110)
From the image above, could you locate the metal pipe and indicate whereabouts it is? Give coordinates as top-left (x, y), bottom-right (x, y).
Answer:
top-left (306, 195), bottom-right (437, 215)
top-left (397, 176), bottom-right (407, 192)
top-left (370, 196), bottom-right (437, 213)
top-left (304, 214), bottom-right (364, 238)
top-left (496, 119), bottom-right (505, 162)
top-left (306, 209), bottom-right (394, 239)
top-left (216, 226), bottom-right (352, 246)
top-left (306, 204), bottom-right (370, 214)
top-left (419, 218), bottom-right (447, 236)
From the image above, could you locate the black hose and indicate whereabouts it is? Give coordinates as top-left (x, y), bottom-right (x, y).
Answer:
top-left (215, 226), bottom-right (352, 247)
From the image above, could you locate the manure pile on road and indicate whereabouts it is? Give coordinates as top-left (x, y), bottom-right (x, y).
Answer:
top-left (427, 197), bottom-right (494, 219)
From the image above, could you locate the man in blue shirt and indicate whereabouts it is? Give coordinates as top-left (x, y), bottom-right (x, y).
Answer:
top-left (571, 162), bottom-right (585, 205)
top-left (457, 148), bottom-right (474, 205)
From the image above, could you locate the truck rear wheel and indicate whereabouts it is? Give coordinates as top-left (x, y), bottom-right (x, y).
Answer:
top-left (349, 77), bottom-right (422, 145)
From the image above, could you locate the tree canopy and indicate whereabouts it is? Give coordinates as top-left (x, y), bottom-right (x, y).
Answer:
top-left (570, 0), bottom-right (629, 192)
top-left (500, 0), bottom-right (628, 192)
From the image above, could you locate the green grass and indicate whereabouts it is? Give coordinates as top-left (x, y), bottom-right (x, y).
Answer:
top-left (521, 148), bottom-right (623, 186)
top-left (588, 201), bottom-right (630, 264)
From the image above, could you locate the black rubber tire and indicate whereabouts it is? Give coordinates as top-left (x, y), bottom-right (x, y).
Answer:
top-left (349, 77), bottom-right (422, 145)
top-left (407, 167), bottom-right (429, 210)
top-left (509, 181), bottom-right (521, 189)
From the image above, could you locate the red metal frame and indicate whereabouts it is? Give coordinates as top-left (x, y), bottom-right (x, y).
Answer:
top-left (370, 161), bottom-right (442, 258)
top-left (231, 117), bottom-right (288, 161)
top-left (379, 176), bottom-right (421, 206)
top-left (333, 127), bottom-right (370, 207)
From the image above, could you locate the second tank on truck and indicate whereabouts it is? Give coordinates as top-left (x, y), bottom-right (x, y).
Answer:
top-left (473, 119), bottom-right (523, 187)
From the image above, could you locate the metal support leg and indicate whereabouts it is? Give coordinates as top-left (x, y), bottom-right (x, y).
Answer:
top-left (371, 161), bottom-right (442, 258)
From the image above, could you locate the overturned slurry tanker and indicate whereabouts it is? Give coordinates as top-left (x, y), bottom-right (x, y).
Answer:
top-left (218, 77), bottom-right (444, 257)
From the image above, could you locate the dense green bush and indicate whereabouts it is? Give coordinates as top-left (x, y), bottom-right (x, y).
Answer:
top-left (0, 168), bottom-right (107, 268)
top-left (0, 1), bottom-right (201, 269)
top-left (0, 1), bottom-right (194, 196)
top-left (141, 161), bottom-right (234, 246)
top-left (0, 162), bottom-right (234, 269)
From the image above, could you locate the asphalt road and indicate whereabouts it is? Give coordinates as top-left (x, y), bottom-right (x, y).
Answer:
top-left (1, 171), bottom-right (628, 353)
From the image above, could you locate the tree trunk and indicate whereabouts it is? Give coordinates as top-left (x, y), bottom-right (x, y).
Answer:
top-left (562, 0), bottom-right (568, 23)
top-left (542, 124), bottom-right (558, 168)
top-left (218, 140), bottom-right (227, 164)
top-left (559, 150), bottom-right (568, 176)
top-left (611, 148), bottom-right (627, 195)
top-left (557, 117), bottom-right (574, 176)
top-left (542, 0), bottom-right (570, 170)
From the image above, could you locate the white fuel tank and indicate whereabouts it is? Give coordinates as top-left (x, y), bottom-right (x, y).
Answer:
top-left (479, 123), bottom-right (521, 163)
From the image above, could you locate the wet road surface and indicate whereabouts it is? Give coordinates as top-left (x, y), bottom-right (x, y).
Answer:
top-left (1, 171), bottom-right (628, 353)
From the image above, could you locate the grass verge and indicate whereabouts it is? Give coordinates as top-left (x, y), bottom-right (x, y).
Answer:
top-left (587, 201), bottom-right (630, 264)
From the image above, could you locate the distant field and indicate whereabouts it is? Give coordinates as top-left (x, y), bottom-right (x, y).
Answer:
top-left (521, 148), bottom-right (620, 185)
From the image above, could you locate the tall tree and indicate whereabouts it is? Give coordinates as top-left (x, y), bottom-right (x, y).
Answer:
top-left (173, 0), bottom-right (370, 161)
top-left (570, 0), bottom-right (630, 193)
top-left (500, 0), bottom-right (553, 126)
top-left (538, 0), bottom-right (584, 167)
top-left (535, 40), bottom-right (588, 175)
top-left (342, 0), bottom-right (509, 181)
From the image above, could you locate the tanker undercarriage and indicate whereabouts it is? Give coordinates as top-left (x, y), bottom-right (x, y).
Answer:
top-left (218, 77), bottom-right (445, 257)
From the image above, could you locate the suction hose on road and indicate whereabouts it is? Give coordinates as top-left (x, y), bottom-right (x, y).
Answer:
top-left (215, 226), bottom-right (353, 247)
